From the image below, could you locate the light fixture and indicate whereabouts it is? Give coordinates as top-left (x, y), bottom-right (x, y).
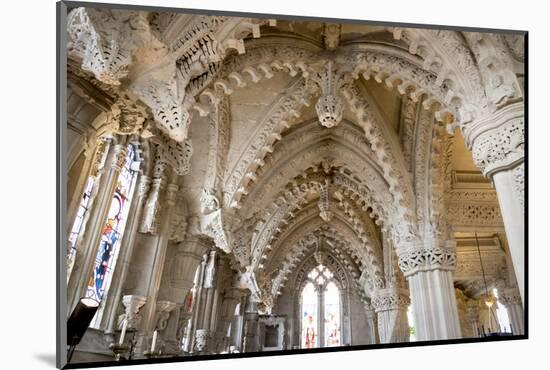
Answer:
top-left (474, 233), bottom-right (501, 336)
top-left (67, 297), bottom-right (100, 363)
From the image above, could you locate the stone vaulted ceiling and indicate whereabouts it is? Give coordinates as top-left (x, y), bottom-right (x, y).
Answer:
top-left (66, 7), bottom-right (524, 311)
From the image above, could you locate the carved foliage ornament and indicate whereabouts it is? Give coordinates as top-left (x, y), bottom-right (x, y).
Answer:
top-left (471, 117), bottom-right (524, 175)
top-left (67, 8), bottom-right (145, 85)
top-left (310, 61), bottom-right (350, 128)
top-left (371, 289), bottom-right (410, 312)
top-left (398, 246), bottom-right (456, 277)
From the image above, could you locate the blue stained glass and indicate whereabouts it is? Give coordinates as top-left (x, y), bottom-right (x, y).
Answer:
top-left (86, 145), bottom-right (138, 304)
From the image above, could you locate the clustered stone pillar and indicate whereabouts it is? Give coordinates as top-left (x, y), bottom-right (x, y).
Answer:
top-left (133, 183), bottom-right (179, 355)
top-left (467, 102), bottom-right (525, 304)
top-left (363, 302), bottom-right (379, 344)
top-left (212, 286), bottom-right (246, 353)
top-left (159, 235), bottom-right (211, 355)
top-left (466, 300), bottom-right (481, 337)
top-left (67, 139), bottom-right (128, 311)
top-left (371, 288), bottom-right (410, 343)
top-left (103, 175), bottom-right (152, 334)
top-left (242, 298), bottom-right (260, 353)
top-left (397, 238), bottom-right (462, 341)
top-left (499, 287), bottom-right (524, 335)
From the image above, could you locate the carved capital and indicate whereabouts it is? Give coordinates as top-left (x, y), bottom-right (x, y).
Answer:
top-left (397, 240), bottom-right (457, 277)
top-left (371, 288), bottom-right (410, 312)
top-left (467, 102), bottom-right (524, 178)
top-left (110, 144), bottom-right (129, 172)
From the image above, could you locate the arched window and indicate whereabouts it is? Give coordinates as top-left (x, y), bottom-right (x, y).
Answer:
top-left (300, 264), bottom-right (342, 349)
top-left (67, 177), bottom-right (95, 279)
top-left (86, 144), bottom-right (139, 327)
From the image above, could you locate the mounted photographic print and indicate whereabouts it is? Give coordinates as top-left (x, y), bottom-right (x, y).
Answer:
top-left (56, 1), bottom-right (527, 368)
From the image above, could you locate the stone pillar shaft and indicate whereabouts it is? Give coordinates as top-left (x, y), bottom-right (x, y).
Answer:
top-left (468, 102), bottom-right (525, 304)
top-left (398, 240), bottom-right (462, 341)
top-left (133, 183), bottom-right (179, 355)
top-left (67, 141), bottom-right (127, 312)
top-left (372, 288), bottom-right (410, 343)
top-left (103, 176), bottom-right (152, 332)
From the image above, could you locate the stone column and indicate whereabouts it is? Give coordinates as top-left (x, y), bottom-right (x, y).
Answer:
top-left (466, 300), bottom-right (481, 338)
top-left (160, 233), bottom-right (211, 354)
top-left (397, 239), bottom-right (462, 341)
top-left (214, 287), bottom-right (246, 353)
top-left (67, 140), bottom-right (128, 311)
top-left (363, 302), bottom-right (379, 344)
top-left (154, 300), bottom-right (177, 353)
top-left (103, 176), bottom-right (152, 333)
top-left (133, 183), bottom-right (179, 355)
top-left (499, 287), bottom-right (524, 335)
top-left (372, 288), bottom-right (410, 343)
top-left (184, 254), bottom-right (208, 353)
top-left (242, 299), bottom-right (260, 353)
top-left (467, 102), bottom-right (525, 304)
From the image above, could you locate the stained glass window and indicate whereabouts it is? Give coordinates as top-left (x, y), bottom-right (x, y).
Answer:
top-left (86, 144), bottom-right (138, 327)
top-left (301, 282), bottom-right (318, 349)
top-left (67, 177), bottom-right (95, 279)
top-left (301, 263), bottom-right (342, 349)
top-left (324, 282), bottom-right (341, 347)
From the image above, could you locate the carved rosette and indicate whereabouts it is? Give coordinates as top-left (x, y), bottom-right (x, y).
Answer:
top-left (194, 329), bottom-right (210, 353)
top-left (397, 243), bottom-right (457, 277)
top-left (121, 295), bottom-right (147, 330)
top-left (371, 288), bottom-right (410, 312)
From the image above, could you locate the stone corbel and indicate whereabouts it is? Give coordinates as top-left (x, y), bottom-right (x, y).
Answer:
top-left (155, 300), bottom-right (177, 332)
top-left (201, 208), bottom-right (239, 254)
top-left (120, 295), bottom-right (147, 330)
top-left (67, 8), bottom-right (155, 86)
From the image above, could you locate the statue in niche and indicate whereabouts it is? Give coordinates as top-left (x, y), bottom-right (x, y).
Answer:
top-left (204, 251), bottom-right (217, 288)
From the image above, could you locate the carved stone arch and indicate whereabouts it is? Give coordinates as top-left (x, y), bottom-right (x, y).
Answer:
top-left (238, 118), bottom-right (384, 211)
top-left (388, 27), bottom-right (487, 116)
top-left (266, 207), bottom-right (372, 272)
top-left (262, 203), bottom-right (385, 294)
top-left (248, 176), bottom-right (386, 274)
top-left (270, 226), bottom-right (369, 300)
